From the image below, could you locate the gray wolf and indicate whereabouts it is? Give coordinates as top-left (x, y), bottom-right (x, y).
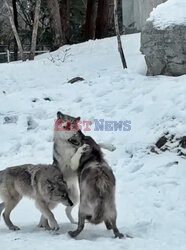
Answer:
top-left (49, 111), bottom-right (117, 225)
top-left (52, 111), bottom-right (81, 224)
top-left (0, 164), bottom-right (73, 231)
top-left (68, 131), bottom-right (124, 238)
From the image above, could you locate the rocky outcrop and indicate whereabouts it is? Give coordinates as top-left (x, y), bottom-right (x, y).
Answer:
top-left (141, 22), bottom-right (186, 76)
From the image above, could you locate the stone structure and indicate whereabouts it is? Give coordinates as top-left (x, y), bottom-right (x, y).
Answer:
top-left (122, 0), bottom-right (166, 32)
top-left (141, 22), bottom-right (186, 76)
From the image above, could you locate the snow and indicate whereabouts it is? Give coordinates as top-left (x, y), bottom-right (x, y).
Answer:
top-left (0, 33), bottom-right (186, 250)
top-left (148, 0), bottom-right (186, 29)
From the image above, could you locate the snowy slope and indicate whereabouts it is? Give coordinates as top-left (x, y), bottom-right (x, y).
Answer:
top-left (0, 33), bottom-right (186, 250)
top-left (148, 0), bottom-right (186, 29)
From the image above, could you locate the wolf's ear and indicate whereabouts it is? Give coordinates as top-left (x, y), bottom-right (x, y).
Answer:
top-left (76, 117), bottom-right (81, 121)
top-left (57, 111), bottom-right (64, 119)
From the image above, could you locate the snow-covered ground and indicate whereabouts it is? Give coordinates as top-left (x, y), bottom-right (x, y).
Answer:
top-left (148, 0), bottom-right (186, 29)
top-left (0, 33), bottom-right (186, 250)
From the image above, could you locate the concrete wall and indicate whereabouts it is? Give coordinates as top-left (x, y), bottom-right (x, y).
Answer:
top-left (122, 0), bottom-right (167, 32)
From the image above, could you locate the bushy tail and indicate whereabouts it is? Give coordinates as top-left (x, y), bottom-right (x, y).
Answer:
top-left (0, 203), bottom-right (5, 219)
top-left (99, 143), bottom-right (116, 152)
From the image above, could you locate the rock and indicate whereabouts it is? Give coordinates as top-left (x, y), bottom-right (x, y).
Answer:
top-left (155, 135), bottom-right (168, 149)
top-left (32, 98), bottom-right (38, 103)
top-left (179, 136), bottom-right (186, 149)
top-left (4, 115), bottom-right (18, 124)
top-left (68, 77), bottom-right (84, 84)
top-left (27, 117), bottom-right (38, 130)
top-left (141, 22), bottom-right (186, 76)
top-left (151, 133), bottom-right (186, 158)
top-left (43, 97), bottom-right (51, 101)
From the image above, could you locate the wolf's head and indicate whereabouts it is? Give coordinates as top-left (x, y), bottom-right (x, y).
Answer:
top-left (54, 111), bottom-right (81, 140)
top-left (46, 176), bottom-right (73, 207)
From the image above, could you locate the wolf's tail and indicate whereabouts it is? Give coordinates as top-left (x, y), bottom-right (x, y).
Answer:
top-left (99, 143), bottom-right (116, 152)
top-left (0, 203), bottom-right (5, 219)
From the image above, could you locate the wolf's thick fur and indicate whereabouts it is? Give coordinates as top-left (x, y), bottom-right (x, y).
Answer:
top-left (0, 164), bottom-right (73, 231)
top-left (52, 111), bottom-right (81, 224)
top-left (68, 131), bottom-right (124, 238)
top-left (49, 111), bottom-right (116, 225)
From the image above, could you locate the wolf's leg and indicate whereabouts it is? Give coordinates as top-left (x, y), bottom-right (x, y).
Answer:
top-left (65, 206), bottom-right (77, 224)
top-left (70, 144), bottom-right (90, 171)
top-left (0, 202), bottom-right (5, 217)
top-left (65, 182), bottom-right (79, 224)
top-left (68, 213), bottom-right (85, 237)
top-left (111, 218), bottom-right (124, 239)
top-left (36, 200), bottom-right (59, 231)
top-left (104, 220), bottom-right (112, 230)
top-left (105, 205), bottom-right (124, 238)
top-left (38, 215), bottom-right (51, 230)
top-left (38, 202), bottom-right (57, 230)
top-left (3, 197), bottom-right (21, 231)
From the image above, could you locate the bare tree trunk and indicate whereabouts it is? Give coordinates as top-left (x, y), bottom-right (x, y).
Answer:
top-left (4, 0), bottom-right (24, 61)
top-left (95, 0), bottom-right (110, 39)
top-left (29, 0), bottom-right (42, 60)
top-left (47, 0), bottom-right (64, 50)
top-left (59, 0), bottom-right (70, 44)
top-left (114, 0), bottom-right (127, 69)
top-left (12, 0), bottom-right (18, 61)
top-left (84, 0), bottom-right (97, 40)
top-left (118, 0), bottom-right (123, 31)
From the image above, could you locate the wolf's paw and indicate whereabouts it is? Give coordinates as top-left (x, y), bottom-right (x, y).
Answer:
top-left (77, 144), bottom-right (90, 155)
top-left (51, 226), bottom-right (59, 231)
top-left (68, 230), bottom-right (78, 238)
top-left (81, 144), bottom-right (91, 153)
top-left (51, 225), bottom-right (60, 231)
top-left (50, 222), bottom-right (60, 231)
top-left (9, 225), bottom-right (20, 231)
top-left (115, 232), bottom-right (124, 239)
top-left (38, 222), bottom-right (51, 231)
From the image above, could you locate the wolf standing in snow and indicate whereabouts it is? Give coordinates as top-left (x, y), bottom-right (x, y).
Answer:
top-left (47, 111), bottom-right (81, 225)
top-left (68, 131), bottom-right (124, 238)
top-left (38, 111), bottom-right (117, 227)
top-left (0, 164), bottom-right (73, 231)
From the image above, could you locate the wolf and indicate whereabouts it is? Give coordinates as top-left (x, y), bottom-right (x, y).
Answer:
top-left (50, 111), bottom-right (81, 224)
top-left (68, 131), bottom-right (124, 238)
top-left (0, 164), bottom-right (73, 231)
top-left (41, 111), bottom-right (116, 226)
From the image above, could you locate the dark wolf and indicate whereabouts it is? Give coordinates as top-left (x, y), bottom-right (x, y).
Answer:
top-left (47, 111), bottom-right (117, 226)
top-left (68, 131), bottom-right (124, 238)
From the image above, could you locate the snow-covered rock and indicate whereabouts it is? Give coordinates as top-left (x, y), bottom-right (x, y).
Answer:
top-left (141, 0), bottom-right (186, 76)
top-left (148, 0), bottom-right (186, 30)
